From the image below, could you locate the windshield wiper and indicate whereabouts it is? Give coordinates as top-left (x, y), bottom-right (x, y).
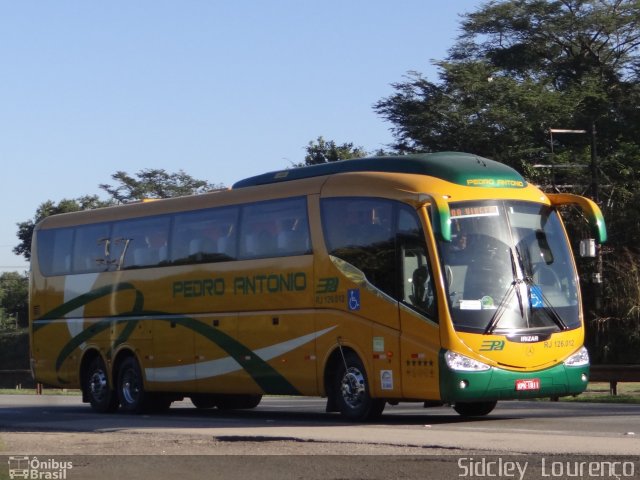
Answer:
top-left (483, 285), bottom-right (516, 334)
top-left (510, 247), bottom-right (525, 318)
top-left (514, 245), bottom-right (569, 331)
top-left (531, 285), bottom-right (569, 331)
top-left (484, 248), bottom-right (524, 335)
top-left (485, 247), bottom-right (570, 334)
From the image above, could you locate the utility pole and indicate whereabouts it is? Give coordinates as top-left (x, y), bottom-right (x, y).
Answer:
top-left (545, 126), bottom-right (603, 304)
top-left (590, 122), bottom-right (603, 308)
top-left (590, 122), bottom-right (599, 204)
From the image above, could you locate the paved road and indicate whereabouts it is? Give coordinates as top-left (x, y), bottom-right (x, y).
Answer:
top-left (1, 395), bottom-right (639, 479)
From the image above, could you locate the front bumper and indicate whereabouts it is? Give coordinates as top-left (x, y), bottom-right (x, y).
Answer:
top-left (439, 350), bottom-right (589, 403)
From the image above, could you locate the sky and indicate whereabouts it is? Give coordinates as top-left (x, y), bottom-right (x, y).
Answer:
top-left (0, 0), bottom-right (484, 272)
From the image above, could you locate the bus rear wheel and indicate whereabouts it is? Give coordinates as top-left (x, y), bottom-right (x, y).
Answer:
top-left (333, 352), bottom-right (385, 421)
top-left (453, 401), bottom-right (497, 417)
top-left (117, 356), bottom-right (148, 414)
top-left (84, 356), bottom-right (118, 413)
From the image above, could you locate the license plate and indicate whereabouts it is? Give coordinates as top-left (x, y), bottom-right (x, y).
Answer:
top-left (515, 378), bottom-right (540, 391)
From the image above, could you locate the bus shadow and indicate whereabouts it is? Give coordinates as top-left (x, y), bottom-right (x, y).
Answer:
top-left (2, 399), bottom-right (637, 434)
top-left (157, 404), bottom-right (475, 426)
top-left (0, 402), bottom-right (498, 433)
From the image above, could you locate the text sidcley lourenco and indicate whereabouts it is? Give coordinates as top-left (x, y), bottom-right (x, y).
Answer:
top-left (457, 457), bottom-right (635, 479)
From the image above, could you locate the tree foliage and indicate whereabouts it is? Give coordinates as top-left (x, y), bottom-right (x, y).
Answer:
top-left (0, 272), bottom-right (28, 329)
top-left (294, 136), bottom-right (369, 167)
top-left (375, 0), bottom-right (640, 168)
top-left (99, 168), bottom-right (221, 204)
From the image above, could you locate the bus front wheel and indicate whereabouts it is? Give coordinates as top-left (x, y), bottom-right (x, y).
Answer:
top-left (453, 401), bottom-right (497, 417)
top-left (333, 352), bottom-right (385, 421)
top-left (83, 356), bottom-right (118, 413)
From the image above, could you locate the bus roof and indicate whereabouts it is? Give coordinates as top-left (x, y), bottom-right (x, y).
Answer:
top-left (232, 152), bottom-right (527, 189)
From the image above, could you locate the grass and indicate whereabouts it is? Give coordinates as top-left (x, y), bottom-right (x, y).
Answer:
top-left (559, 382), bottom-right (640, 404)
top-left (0, 388), bottom-right (80, 396)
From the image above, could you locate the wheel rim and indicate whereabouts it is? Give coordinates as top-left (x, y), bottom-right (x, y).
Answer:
top-left (89, 368), bottom-right (108, 403)
top-left (340, 366), bottom-right (366, 409)
top-left (121, 367), bottom-right (141, 406)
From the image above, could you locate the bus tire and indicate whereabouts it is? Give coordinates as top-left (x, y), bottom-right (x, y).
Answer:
top-left (453, 400), bottom-right (497, 417)
top-left (83, 356), bottom-right (118, 413)
top-left (215, 394), bottom-right (262, 410)
top-left (333, 352), bottom-right (385, 421)
top-left (117, 356), bottom-right (148, 414)
top-left (191, 394), bottom-right (218, 409)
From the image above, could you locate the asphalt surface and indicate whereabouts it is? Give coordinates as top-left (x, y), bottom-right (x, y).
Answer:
top-left (1, 395), bottom-right (639, 479)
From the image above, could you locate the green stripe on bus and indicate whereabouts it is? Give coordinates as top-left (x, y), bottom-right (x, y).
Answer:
top-left (43, 284), bottom-right (300, 395)
top-left (33, 282), bottom-right (143, 330)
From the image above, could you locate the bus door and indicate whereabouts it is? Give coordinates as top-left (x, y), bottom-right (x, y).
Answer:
top-left (397, 204), bottom-right (441, 400)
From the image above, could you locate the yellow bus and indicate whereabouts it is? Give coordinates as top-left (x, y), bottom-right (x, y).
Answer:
top-left (29, 152), bottom-right (606, 420)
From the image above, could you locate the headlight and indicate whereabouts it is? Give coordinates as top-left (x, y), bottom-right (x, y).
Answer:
top-left (564, 346), bottom-right (589, 367)
top-left (445, 350), bottom-right (491, 372)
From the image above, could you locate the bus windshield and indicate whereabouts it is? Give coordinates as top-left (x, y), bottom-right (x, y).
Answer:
top-left (437, 200), bottom-right (580, 335)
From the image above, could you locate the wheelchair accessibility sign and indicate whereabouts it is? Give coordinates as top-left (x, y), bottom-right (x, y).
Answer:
top-left (529, 285), bottom-right (544, 309)
top-left (347, 289), bottom-right (360, 311)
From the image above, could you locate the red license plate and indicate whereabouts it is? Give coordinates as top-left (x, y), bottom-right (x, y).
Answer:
top-left (515, 378), bottom-right (540, 391)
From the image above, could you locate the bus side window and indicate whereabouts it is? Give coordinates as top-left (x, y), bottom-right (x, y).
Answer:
top-left (72, 224), bottom-right (110, 273)
top-left (321, 197), bottom-right (395, 298)
top-left (243, 228), bottom-right (276, 257)
top-left (216, 223), bottom-right (237, 259)
top-left (113, 217), bottom-right (170, 269)
top-left (277, 218), bottom-right (310, 254)
top-left (171, 206), bottom-right (239, 264)
top-left (239, 197), bottom-right (309, 259)
top-left (397, 205), bottom-right (436, 319)
top-left (37, 228), bottom-right (74, 276)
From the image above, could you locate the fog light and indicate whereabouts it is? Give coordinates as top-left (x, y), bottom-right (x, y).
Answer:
top-left (459, 380), bottom-right (469, 389)
top-left (581, 373), bottom-right (588, 382)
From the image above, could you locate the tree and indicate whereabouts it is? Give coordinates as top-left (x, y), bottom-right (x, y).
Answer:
top-left (99, 169), bottom-right (221, 204)
top-left (294, 137), bottom-right (369, 167)
top-left (0, 272), bottom-right (28, 329)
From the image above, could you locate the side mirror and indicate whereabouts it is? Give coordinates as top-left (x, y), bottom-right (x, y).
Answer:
top-left (579, 238), bottom-right (597, 258)
top-left (547, 193), bottom-right (607, 244)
